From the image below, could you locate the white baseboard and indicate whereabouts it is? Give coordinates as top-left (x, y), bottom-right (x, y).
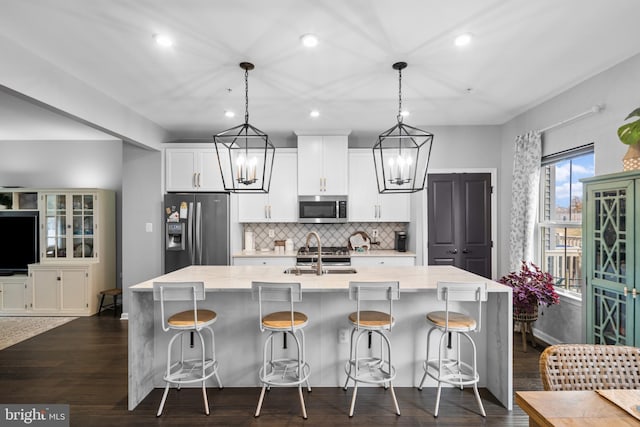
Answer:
top-left (120, 312), bottom-right (128, 320)
top-left (531, 327), bottom-right (562, 346)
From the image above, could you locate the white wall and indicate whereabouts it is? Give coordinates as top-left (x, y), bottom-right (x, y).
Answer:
top-left (121, 143), bottom-right (162, 313)
top-left (0, 139), bottom-right (124, 288)
top-left (407, 125), bottom-right (502, 267)
top-left (499, 51), bottom-right (640, 343)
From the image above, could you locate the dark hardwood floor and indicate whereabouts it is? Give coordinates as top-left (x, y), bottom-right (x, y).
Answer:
top-left (0, 312), bottom-right (545, 426)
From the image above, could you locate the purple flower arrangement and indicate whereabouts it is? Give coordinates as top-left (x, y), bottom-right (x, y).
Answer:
top-left (499, 261), bottom-right (560, 316)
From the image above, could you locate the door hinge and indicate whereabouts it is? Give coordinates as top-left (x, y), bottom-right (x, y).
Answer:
top-left (491, 241), bottom-right (494, 248)
top-left (86, 303), bottom-right (89, 308)
top-left (490, 186), bottom-right (494, 194)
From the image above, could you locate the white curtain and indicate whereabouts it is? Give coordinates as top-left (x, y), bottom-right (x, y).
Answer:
top-left (508, 130), bottom-right (541, 272)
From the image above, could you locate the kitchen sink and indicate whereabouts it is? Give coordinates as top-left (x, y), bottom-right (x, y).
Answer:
top-left (283, 267), bottom-right (357, 275)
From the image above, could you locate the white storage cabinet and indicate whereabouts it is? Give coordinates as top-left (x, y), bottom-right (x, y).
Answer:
top-left (297, 135), bottom-right (348, 195)
top-left (166, 148), bottom-right (224, 191)
top-left (348, 150), bottom-right (410, 222)
top-left (238, 149), bottom-right (298, 222)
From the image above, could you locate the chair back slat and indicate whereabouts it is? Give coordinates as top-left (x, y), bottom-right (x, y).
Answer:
top-left (436, 282), bottom-right (487, 302)
top-left (153, 281), bottom-right (205, 301)
top-left (349, 281), bottom-right (400, 301)
top-left (252, 282), bottom-right (302, 302)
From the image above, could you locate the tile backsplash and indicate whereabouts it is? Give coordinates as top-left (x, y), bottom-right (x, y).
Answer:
top-left (243, 222), bottom-right (407, 250)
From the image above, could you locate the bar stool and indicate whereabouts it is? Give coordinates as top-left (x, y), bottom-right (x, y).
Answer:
top-left (153, 281), bottom-right (223, 417)
top-left (98, 288), bottom-right (122, 317)
top-left (252, 281), bottom-right (311, 419)
top-left (343, 281), bottom-right (400, 417)
top-left (418, 281), bottom-right (487, 418)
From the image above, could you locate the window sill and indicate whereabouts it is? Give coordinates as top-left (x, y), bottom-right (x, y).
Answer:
top-left (555, 287), bottom-right (582, 304)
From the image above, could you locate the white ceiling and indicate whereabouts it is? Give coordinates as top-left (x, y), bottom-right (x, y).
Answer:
top-left (1, 0), bottom-right (640, 142)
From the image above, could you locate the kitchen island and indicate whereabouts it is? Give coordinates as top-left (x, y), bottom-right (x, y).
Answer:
top-left (128, 265), bottom-right (512, 410)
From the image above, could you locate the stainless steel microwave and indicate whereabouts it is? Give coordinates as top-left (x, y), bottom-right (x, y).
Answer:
top-left (298, 196), bottom-right (348, 223)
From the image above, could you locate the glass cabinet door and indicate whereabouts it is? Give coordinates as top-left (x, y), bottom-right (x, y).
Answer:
top-left (586, 180), bottom-right (635, 345)
top-left (72, 195), bottom-right (94, 258)
top-left (43, 192), bottom-right (97, 260)
top-left (45, 194), bottom-right (68, 259)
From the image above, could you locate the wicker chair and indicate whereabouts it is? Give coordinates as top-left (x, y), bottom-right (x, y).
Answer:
top-left (539, 344), bottom-right (640, 391)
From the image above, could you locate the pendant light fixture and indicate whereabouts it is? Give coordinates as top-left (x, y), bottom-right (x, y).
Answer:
top-left (373, 62), bottom-right (434, 193)
top-left (214, 62), bottom-right (275, 193)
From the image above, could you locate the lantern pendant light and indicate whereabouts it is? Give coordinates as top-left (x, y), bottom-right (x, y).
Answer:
top-left (373, 62), bottom-right (434, 193)
top-left (214, 62), bottom-right (275, 193)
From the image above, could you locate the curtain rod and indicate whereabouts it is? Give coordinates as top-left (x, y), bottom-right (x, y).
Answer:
top-left (539, 104), bottom-right (604, 133)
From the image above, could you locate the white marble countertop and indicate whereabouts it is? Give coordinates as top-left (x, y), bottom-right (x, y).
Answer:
top-left (232, 249), bottom-right (416, 257)
top-left (130, 264), bottom-right (507, 293)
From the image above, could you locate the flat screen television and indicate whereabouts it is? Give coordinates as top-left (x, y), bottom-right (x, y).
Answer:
top-left (0, 210), bottom-right (39, 275)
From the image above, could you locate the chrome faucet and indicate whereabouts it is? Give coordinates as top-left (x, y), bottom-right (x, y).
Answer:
top-left (305, 231), bottom-right (323, 275)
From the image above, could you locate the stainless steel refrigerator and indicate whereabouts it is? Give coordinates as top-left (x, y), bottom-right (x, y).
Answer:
top-left (164, 193), bottom-right (230, 273)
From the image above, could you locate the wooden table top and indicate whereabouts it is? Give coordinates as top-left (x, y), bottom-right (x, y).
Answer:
top-left (516, 390), bottom-right (640, 427)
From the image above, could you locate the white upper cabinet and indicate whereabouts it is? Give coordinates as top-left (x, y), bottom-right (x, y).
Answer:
top-left (238, 149), bottom-right (298, 222)
top-left (166, 148), bottom-right (224, 191)
top-left (297, 135), bottom-right (348, 195)
top-left (348, 150), bottom-right (410, 222)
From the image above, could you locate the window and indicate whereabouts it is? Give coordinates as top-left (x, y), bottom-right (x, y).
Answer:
top-left (537, 144), bottom-right (594, 295)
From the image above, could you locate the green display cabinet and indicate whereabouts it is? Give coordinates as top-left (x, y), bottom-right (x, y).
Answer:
top-left (583, 171), bottom-right (640, 345)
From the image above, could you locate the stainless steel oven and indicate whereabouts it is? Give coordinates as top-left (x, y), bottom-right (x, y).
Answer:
top-left (298, 196), bottom-right (347, 223)
top-left (296, 246), bottom-right (351, 266)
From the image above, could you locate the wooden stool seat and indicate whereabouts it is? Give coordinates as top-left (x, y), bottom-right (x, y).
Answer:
top-left (262, 311), bottom-right (308, 329)
top-left (426, 311), bottom-right (477, 330)
top-left (348, 310), bottom-right (394, 328)
top-left (98, 288), bottom-right (122, 317)
top-left (168, 309), bottom-right (217, 327)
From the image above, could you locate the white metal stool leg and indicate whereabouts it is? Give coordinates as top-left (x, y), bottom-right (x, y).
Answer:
top-left (255, 386), bottom-right (267, 417)
top-left (157, 383), bottom-right (170, 417)
top-left (298, 385), bottom-right (308, 419)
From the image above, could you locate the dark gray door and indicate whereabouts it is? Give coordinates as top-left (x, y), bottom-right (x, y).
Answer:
top-left (427, 173), bottom-right (492, 278)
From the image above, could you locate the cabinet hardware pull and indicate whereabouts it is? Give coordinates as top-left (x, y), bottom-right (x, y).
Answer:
top-left (462, 249), bottom-right (470, 254)
top-left (193, 172), bottom-right (197, 188)
top-left (198, 172), bottom-right (201, 187)
top-left (447, 249), bottom-right (458, 254)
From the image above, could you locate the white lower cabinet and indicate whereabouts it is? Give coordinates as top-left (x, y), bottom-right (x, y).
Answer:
top-left (0, 276), bottom-right (29, 312)
top-left (233, 257), bottom-right (296, 266)
top-left (351, 256), bottom-right (415, 267)
top-left (29, 265), bottom-right (90, 315)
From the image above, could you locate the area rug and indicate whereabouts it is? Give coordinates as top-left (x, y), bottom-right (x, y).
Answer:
top-left (0, 316), bottom-right (77, 350)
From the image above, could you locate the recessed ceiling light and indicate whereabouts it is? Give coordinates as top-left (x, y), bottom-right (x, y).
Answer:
top-left (310, 110), bottom-right (320, 118)
top-left (153, 33), bottom-right (174, 48)
top-left (300, 34), bottom-right (319, 48)
top-left (400, 110), bottom-right (410, 117)
top-left (224, 110), bottom-right (235, 118)
top-left (454, 33), bottom-right (472, 47)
